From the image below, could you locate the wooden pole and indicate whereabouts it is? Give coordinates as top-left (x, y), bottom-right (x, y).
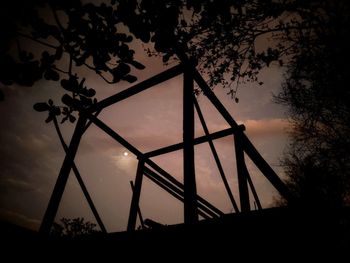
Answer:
top-left (130, 181), bottom-right (145, 229)
top-left (39, 115), bottom-right (87, 234)
top-left (52, 116), bottom-right (107, 233)
top-left (193, 96), bottom-right (239, 213)
top-left (183, 68), bottom-right (198, 224)
top-left (127, 160), bottom-right (145, 231)
top-left (234, 133), bottom-right (251, 212)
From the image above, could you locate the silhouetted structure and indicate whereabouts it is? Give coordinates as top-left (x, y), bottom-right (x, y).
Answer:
top-left (39, 54), bottom-right (292, 235)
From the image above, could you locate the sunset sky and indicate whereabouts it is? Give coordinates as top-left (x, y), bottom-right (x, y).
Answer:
top-left (0, 36), bottom-right (290, 232)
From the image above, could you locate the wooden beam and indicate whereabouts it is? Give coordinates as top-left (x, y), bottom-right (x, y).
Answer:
top-left (143, 168), bottom-right (214, 219)
top-left (130, 181), bottom-right (146, 229)
top-left (39, 116), bottom-right (87, 235)
top-left (81, 111), bottom-right (224, 218)
top-left (242, 136), bottom-right (293, 202)
top-left (191, 65), bottom-right (292, 201)
top-left (82, 112), bottom-right (143, 158)
top-left (193, 96), bottom-right (240, 213)
top-left (127, 160), bottom-right (145, 231)
top-left (246, 172), bottom-right (263, 210)
top-left (145, 162), bottom-right (224, 217)
top-left (52, 117), bottom-right (107, 233)
top-left (89, 64), bottom-right (183, 113)
top-left (183, 69), bottom-right (198, 224)
top-left (144, 127), bottom-right (238, 158)
top-left (234, 133), bottom-right (251, 212)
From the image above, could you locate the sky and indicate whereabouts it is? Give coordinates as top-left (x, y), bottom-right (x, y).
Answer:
top-left (0, 26), bottom-right (291, 233)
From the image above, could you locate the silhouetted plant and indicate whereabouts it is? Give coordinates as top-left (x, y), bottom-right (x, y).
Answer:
top-left (51, 217), bottom-right (101, 238)
top-left (275, 0), bottom-right (350, 207)
top-left (1, 0), bottom-right (340, 105)
top-left (0, 0), bottom-right (144, 123)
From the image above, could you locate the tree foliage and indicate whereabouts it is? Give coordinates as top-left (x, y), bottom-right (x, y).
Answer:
top-left (1, 0), bottom-right (329, 114)
top-left (276, 0), bottom-right (350, 207)
top-left (114, 0), bottom-right (303, 96)
top-left (50, 217), bottom-right (101, 238)
top-left (0, 0), bottom-right (144, 123)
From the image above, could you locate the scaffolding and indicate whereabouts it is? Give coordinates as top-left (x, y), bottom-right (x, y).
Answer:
top-left (39, 56), bottom-right (292, 235)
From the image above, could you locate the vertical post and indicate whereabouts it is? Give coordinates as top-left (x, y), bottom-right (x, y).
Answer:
top-left (39, 115), bottom-right (87, 234)
top-left (242, 135), bottom-right (294, 202)
top-left (193, 96), bottom-right (239, 213)
top-left (234, 132), bottom-right (251, 212)
top-left (183, 68), bottom-right (198, 224)
top-left (130, 181), bottom-right (145, 229)
top-left (191, 67), bottom-right (292, 202)
top-left (246, 172), bottom-right (263, 210)
top-left (127, 159), bottom-right (145, 231)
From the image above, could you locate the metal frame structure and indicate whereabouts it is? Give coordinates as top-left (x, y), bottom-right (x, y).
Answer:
top-left (39, 58), bottom-right (292, 235)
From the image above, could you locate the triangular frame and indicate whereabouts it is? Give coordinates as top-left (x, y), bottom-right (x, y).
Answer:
top-left (39, 60), bottom-right (292, 234)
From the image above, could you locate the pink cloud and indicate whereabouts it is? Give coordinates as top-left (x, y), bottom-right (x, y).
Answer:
top-left (243, 118), bottom-right (291, 138)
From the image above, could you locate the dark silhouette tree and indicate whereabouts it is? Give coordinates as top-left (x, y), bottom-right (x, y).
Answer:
top-left (276, 0), bottom-right (350, 208)
top-left (1, 0), bottom-right (329, 107)
top-left (51, 217), bottom-right (101, 238)
top-left (0, 0), bottom-right (145, 123)
top-left (113, 0), bottom-right (308, 99)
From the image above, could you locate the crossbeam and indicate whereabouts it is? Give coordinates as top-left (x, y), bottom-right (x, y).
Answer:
top-left (89, 64), bottom-right (183, 113)
top-left (191, 64), bottom-right (292, 201)
top-left (143, 166), bottom-right (222, 219)
top-left (79, 111), bottom-right (224, 227)
top-left (39, 116), bottom-right (87, 234)
top-left (144, 127), bottom-right (244, 158)
top-left (41, 54), bottom-right (292, 234)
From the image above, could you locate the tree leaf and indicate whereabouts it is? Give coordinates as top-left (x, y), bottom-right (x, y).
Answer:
top-left (60, 77), bottom-right (79, 92)
top-left (44, 68), bottom-right (59, 81)
top-left (61, 116), bottom-right (68, 124)
top-left (55, 46), bottom-right (63, 60)
top-left (122, 74), bottom-right (137, 83)
top-left (19, 51), bottom-right (34, 62)
top-left (33, 102), bottom-right (50, 112)
top-left (69, 115), bottom-right (76, 123)
top-left (162, 53), bottom-right (171, 63)
top-left (129, 60), bottom-right (145, 70)
top-left (79, 95), bottom-right (92, 106)
top-left (45, 114), bottom-right (54, 123)
top-left (85, 88), bottom-right (96, 97)
top-left (61, 94), bottom-right (80, 108)
top-left (78, 78), bottom-right (86, 91)
top-left (52, 106), bottom-right (61, 116)
top-left (111, 63), bottom-right (131, 82)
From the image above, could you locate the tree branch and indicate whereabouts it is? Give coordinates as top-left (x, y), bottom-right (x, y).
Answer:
top-left (17, 32), bottom-right (58, 49)
top-left (49, 4), bottom-right (66, 33)
top-left (52, 65), bottom-right (69, 75)
top-left (83, 62), bottom-right (114, 84)
top-left (69, 55), bottom-right (73, 76)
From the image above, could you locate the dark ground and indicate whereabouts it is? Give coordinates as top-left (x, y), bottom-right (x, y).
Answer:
top-left (1, 207), bottom-right (349, 261)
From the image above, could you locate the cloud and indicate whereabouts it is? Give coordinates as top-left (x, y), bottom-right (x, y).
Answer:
top-left (0, 84), bottom-right (71, 230)
top-left (0, 208), bottom-right (41, 230)
top-left (243, 118), bottom-right (290, 138)
top-left (0, 177), bottom-right (36, 192)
